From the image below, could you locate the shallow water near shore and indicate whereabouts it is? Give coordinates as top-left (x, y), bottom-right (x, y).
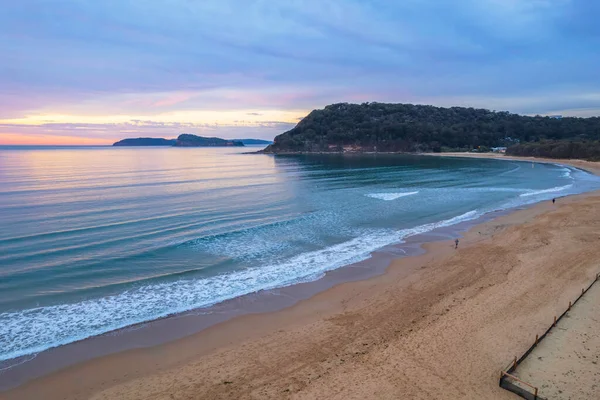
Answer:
top-left (0, 205), bottom-right (513, 390)
top-left (1, 146), bottom-right (600, 363)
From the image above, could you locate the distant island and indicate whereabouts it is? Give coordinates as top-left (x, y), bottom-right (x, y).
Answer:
top-left (112, 134), bottom-right (260, 147)
top-left (261, 102), bottom-right (600, 160)
top-left (233, 139), bottom-right (273, 145)
top-left (175, 134), bottom-right (243, 147)
top-left (113, 138), bottom-right (177, 146)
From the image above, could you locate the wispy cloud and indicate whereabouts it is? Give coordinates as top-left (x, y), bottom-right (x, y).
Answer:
top-left (1, 0), bottom-right (599, 144)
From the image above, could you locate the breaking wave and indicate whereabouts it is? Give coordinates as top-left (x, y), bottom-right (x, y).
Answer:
top-left (0, 207), bottom-right (480, 362)
top-left (520, 184), bottom-right (573, 197)
top-left (366, 191), bottom-right (419, 200)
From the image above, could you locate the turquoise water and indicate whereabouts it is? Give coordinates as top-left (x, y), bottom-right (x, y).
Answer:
top-left (1, 146), bottom-right (599, 361)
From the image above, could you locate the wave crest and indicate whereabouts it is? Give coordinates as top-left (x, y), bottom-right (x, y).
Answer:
top-left (366, 191), bottom-right (419, 201)
top-left (0, 207), bottom-right (480, 362)
top-left (520, 184), bottom-right (573, 197)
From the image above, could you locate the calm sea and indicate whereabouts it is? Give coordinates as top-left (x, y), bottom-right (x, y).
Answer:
top-left (1, 146), bottom-right (599, 361)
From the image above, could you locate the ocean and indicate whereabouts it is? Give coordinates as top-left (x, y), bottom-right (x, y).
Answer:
top-left (1, 146), bottom-right (599, 362)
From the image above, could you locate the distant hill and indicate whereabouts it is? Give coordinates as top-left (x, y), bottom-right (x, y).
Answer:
top-left (261, 102), bottom-right (600, 159)
top-left (113, 138), bottom-right (176, 146)
top-left (233, 139), bottom-right (273, 145)
top-left (113, 134), bottom-right (244, 147)
top-left (175, 134), bottom-right (244, 147)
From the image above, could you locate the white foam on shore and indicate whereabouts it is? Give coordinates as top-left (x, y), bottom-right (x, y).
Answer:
top-left (0, 208), bottom-right (481, 362)
top-left (366, 191), bottom-right (419, 200)
top-left (520, 184), bottom-right (573, 197)
top-left (0, 353), bottom-right (37, 372)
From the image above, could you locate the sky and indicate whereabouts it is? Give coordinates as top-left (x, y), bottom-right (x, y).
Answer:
top-left (1, 0), bottom-right (600, 145)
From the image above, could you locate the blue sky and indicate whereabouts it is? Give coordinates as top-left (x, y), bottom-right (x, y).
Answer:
top-left (1, 0), bottom-right (599, 144)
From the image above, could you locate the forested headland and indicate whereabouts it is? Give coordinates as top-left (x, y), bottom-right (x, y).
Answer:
top-left (262, 103), bottom-right (600, 160)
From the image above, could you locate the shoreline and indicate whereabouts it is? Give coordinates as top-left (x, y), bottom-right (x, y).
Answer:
top-left (259, 150), bottom-right (600, 176)
top-left (3, 155), bottom-right (600, 399)
top-left (0, 206), bottom-right (519, 390)
top-left (418, 152), bottom-right (600, 175)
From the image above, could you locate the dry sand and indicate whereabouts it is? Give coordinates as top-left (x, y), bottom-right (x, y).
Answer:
top-left (512, 280), bottom-right (600, 399)
top-left (3, 155), bottom-right (600, 400)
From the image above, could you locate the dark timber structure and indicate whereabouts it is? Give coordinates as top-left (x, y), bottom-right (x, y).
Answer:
top-left (499, 273), bottom-right (600, 400)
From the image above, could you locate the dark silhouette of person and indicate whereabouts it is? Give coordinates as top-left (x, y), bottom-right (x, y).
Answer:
top-left (552, 198), bottom-right (556, 204)
top-left (455, 239), bottom-right (459, 249)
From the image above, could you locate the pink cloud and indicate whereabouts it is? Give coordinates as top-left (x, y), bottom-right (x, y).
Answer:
top-left (152, 92), bottom-right (196, 107)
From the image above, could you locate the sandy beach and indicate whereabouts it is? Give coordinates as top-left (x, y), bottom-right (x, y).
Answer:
top-left (511, 277), bottom-right (600, 399)
top-left (419, 152), bottom-right (600, 174)
top-left (4, 154), bottom-right (600, 400)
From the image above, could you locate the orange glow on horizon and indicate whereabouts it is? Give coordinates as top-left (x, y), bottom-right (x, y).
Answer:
top-left (0, 109), bottom-right (304, 127)
top-left (0, 106), bottom-right (305, 145)
top-left (0, 133), bottom-right (113, 146)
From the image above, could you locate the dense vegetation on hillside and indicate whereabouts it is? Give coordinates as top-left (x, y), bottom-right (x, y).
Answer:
top-left (262, 103), bottom-right (600, 159)
top-left (113, 138), bottom-right (176, 146)
top-left (113, 134), bottom-right (244, 147)
top-left (506, 140), bottom-right (600, 161)
top-left (175, 134), bottom-right (243, 147)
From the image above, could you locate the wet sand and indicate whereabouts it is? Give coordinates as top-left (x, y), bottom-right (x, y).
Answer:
top-left (3, 155), bottom-right (600, 400)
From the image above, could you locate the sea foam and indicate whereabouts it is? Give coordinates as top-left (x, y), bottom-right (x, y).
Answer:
top-left (366, 191), bottom-right (419, 201)
top-left (0, 207), bottom-right (481, 362)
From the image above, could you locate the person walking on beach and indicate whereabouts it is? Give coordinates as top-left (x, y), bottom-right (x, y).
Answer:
top-left (455, 238), bottom-right (459, 249)
top-left (552, 198), bottom-right (556, 204)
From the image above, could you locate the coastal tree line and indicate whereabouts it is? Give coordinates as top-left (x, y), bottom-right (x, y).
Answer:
top-left (264, 102), bottom-right (600, 159)
top-left (506, 140), bottom-right (600, 161)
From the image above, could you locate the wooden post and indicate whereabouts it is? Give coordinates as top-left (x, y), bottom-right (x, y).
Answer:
top-left (501, 371), bottom-right (539, 395)
top-left (569, 301), bottom-right (572, 310)
top-left (513, 356), bottom-right (517, 369)
top-left (582, 288), bottom-right (585, 295)
top-left (535, 334), bottom-right (538, 345)
top-left (534, 386), bottom-right (538, 399)
top-left (554, 316), bottom-right (557, 326)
